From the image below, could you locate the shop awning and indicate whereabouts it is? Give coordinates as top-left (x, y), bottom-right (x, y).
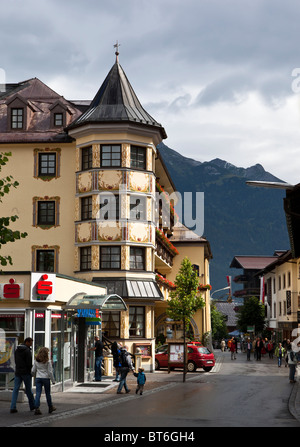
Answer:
top-left (63, 293), bottom-right (128, 311)
top-left (92, 278), bottom-right (163, 300)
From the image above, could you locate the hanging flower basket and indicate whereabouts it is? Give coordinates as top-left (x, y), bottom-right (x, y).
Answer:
top-left (198, 284), bottom-right (212, 291)
top-left (156, 273), bottom-right (176, 289)
top-left (156, 228), bottom-right (179, 255)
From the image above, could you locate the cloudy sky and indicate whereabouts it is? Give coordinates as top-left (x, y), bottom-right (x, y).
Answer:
top-left (2, 0), bottom-right (300, 183)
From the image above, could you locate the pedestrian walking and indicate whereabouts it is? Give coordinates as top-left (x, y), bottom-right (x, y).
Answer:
top-left (233, 337), bottom-right (238, 353)
top-left (230, 340), bottom-right (236, 360)
top-left (220, 339), bottom-right (226, 352)
top-left (255, 337), bottom-right (263, 361)
top-left (90, 335), bottom-right (103, 382)
top-left (287, 347), bottom-right (298, 383)
top-left (117, 345), bottom-right (134, 394)
top-left (227, 339), bottom-right (232, 352)
top-left (31, 347), bottom-right (56, 415)
top-left (275, 343), bottom-right (286, 367)
top-left (246, 338), bottom-right (252, 361)
top-left (285, 339), bottom-right (291, 367)
top-left (111, 341), bottom-right (121, 382)
top-left (133, 367), bottom-right (146, 395)
top-left (10, 337), bottom-right (35, 413)
top-left (267, 340), bottom-right (274, 359)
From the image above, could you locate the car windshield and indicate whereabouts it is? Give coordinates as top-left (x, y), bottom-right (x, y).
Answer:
top-left (197, 347), bottom-right (211, 354)
top-left (156, 344), bottom-right (168, 353)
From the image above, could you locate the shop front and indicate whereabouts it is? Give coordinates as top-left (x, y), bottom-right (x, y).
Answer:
top-left (0, 272), bottom-right (108, 391)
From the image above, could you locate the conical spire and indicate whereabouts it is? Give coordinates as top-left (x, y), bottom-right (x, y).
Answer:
top-left (69, 54), bottom-right (167, 139)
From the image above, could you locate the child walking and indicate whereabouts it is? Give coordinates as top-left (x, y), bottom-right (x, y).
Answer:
top-left (133, 367), bottom-right (146, 395)
top-left (31, 347), bottom-right (56, 415)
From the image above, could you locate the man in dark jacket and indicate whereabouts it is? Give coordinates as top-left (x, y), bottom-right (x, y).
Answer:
top-left (10, 338), bottom-right (35, 413)
top-left (117, 346), bottom-right (134, 394)
top-left (90, 336), bottom-right (104, 382)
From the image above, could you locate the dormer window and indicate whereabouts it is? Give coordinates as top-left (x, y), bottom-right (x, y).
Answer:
top-left (50, 100), bottom-right (71, 128)
top-left (6, 94), bottom-right (28, 131)
top-left (11, 108), bottom-right (24, 129)
top-left (54, 112), bottom-right (63, 127)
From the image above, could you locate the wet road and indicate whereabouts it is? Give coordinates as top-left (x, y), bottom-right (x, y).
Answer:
top-left (36, 350), bottom-right (300, 428)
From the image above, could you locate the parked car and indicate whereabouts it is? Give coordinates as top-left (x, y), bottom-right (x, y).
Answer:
top-left (155, 343), bottom-right (215, 372)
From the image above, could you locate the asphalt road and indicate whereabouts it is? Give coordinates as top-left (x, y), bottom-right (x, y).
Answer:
top-left (34, 350), bottom-right (300, 429)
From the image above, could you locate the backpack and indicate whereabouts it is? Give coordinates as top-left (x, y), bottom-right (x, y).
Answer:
top-left (119, 349), bottom-right (129, 367)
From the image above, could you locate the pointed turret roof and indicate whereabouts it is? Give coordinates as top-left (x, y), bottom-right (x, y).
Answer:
top-left (68, 57), bottom-right (167, 139)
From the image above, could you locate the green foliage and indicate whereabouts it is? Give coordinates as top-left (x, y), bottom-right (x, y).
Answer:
top-left (0, 152), bottom-right (27, 266)
top-left (236, 296), bottom-right (265, 334)
top-left (211, 304), bottom-right (228, 340)
top-left (166, 257), bottom-right (205, 325)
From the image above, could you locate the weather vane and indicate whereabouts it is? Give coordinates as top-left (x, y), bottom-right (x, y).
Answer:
top-left (114, 40), bottom-right (121, 61)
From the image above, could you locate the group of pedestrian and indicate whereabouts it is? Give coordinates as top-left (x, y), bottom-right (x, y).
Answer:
top-left (10, 337), bottom-right (56, 415)
top-left (111, 342), bottom-right (146, 395)
top-left (222, 335), bottom-right (300, 384)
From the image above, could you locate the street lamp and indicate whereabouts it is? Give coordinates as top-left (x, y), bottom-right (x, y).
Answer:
top-left (211, 286), bottom-right (230, 299)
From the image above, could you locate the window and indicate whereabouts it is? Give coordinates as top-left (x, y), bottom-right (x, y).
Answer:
top-left (11, 108), bottom-right (24, 129)
top-left (37, 201), bottom-right (55, 226)
top-left (81, 196), bottom-right (92, 221)
top-left (101, 145), bottom-right (121, 167)
top-left (99, 194), bottom-right (119, 220)
top-left (129, 306), bottom-right (145, 337)
top-left (36, 250), bottom-right (55, 272)
top-left (34, 311), bottom-right (45, 353)
top-left (131, 146), bottom-right (146, 170)
top-left (54, 113), bottom-right (63, 126)
top-left (102, 311), bottom-right (120, 338)
top-left (100, 246), bottom-right (121, 270)
top-left (130, 195), bottom-right (146, 221)
top-left (80, 247), bottom-right (91, 271)
top-left (38, 153), bottom-right (56, 177)
top-left (130, 247), bottom-right (145, 270)
top-left (82, 146), bottom-right (93, 170)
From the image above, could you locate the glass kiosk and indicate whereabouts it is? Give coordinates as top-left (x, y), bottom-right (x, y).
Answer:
top-left (63, 293), bottom-right (127, 383)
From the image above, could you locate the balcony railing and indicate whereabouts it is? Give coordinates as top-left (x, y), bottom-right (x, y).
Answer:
top-left (155, 237), bottom-right (175, 267)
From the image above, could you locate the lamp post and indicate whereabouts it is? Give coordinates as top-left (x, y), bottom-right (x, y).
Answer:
top-left (211, 286), bottom-right (230, 299)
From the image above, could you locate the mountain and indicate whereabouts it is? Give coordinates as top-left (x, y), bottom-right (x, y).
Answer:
top-left (158, 143), bottom-right (290, 293)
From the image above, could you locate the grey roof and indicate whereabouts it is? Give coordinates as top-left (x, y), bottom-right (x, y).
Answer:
top-left (68, 60), bottom-right (167, 139)
top-left (214, 301), bottom-right (238, 327)
top-left (0, 78), bottom-right (82, 143)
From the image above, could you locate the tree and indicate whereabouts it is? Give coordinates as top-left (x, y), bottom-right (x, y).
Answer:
top-left (211, 303), bottom-right (228, 340)
top-left (236, 296), bottom-right (265, 334)
top-left (0, 152), bottom-right (27, 267)
top-left (166, 257), bottom-right (205, 382)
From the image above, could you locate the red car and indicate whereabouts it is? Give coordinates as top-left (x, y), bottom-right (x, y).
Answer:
top-left (155, 344), bottom-right (215, 372)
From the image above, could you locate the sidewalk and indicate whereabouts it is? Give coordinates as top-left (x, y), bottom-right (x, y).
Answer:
top-left (0, 351), bottom-right (299, 427)
top-left (0, 368), bottom-right (201, 427)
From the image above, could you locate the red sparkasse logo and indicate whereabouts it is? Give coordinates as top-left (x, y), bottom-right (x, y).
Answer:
top-left (36, 274), bottom-right (53, 295)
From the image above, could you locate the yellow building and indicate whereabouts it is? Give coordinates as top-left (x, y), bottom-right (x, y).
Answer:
top-left (155, 222), bottom-right (213, 345)
top-left (0, 52), bottom-right (212, 385)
